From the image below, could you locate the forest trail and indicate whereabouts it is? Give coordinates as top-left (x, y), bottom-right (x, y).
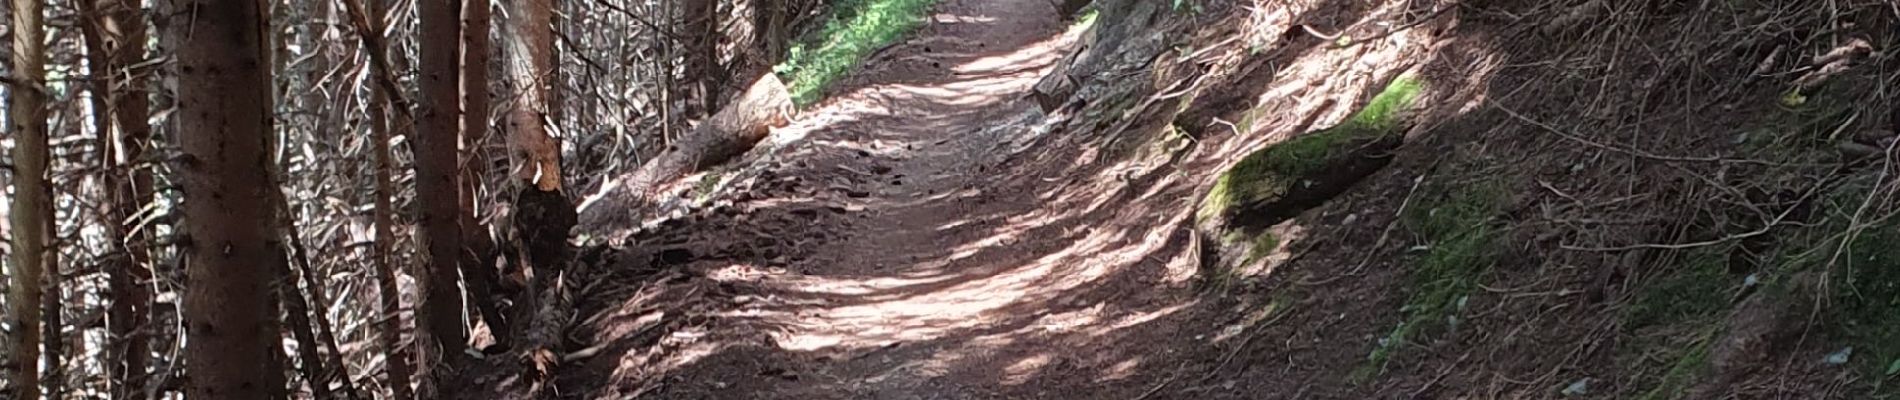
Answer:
top-left (562, 0), bottom-right (1224, 397)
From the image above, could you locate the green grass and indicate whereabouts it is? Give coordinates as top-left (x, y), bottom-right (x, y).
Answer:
top-left (1352, 183), bottom-right (1501, 382)
top-left (1825, 212), bottom-right (1900, 393)
top-left (1624, 250), bottom-right (1733, 331)
top-left (1616, 249), bottom-right (1733, 398)
top-left (1198, 75), bottom-right (1423, 224)
top-left (775, 0), bottom-right (939, 105)
top-left (1637, 326), bottom-right (1719, 400)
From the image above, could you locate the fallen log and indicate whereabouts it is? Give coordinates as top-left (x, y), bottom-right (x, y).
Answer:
top-left (1195, 75), bottom-right (1422, 276)
top-left (580, 74), bottom-right (794, 233)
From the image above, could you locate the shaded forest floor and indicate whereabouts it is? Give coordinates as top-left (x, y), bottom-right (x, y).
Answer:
top-left (536, 0), bottom-right (1900, 398)
top-left (551, 0), bottom-right (1234, 397)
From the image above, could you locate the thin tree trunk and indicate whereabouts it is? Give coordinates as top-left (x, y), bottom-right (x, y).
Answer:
top-left (167, 0), bottom-right (287, 397)
top-left (7, 0), bottom-right (51, 395)
top-left (369, 57), bottom-right (416, 400)
top-left (681, 0), bottom-right (723, 111)
top-left (416, 0), bottom-right (469, 398)
top-left (343, 0), bottom-right (416, 394)
top-left (752, 0), bottom-right (787, 63)
top-left (77, 0), bottom-right (155, 394)
top-left (461, 0), bottom-right (509, 342)
top-left (275, 244), bottom-right (333, 399)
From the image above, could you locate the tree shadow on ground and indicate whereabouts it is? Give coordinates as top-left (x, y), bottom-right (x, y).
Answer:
top-left (531, 0), bottom-right (1890, 397)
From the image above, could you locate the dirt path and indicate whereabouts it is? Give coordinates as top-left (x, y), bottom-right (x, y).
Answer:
top-left (558, 0), bottom-right (1243, 398)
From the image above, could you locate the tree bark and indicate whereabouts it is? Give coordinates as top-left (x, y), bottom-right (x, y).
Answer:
top-left (340, 0), bottom-right (418, 396)
top-left (166, 0), bottom-right (287, 397)
top-left (77, 0), bottom-right (156, 395)
top-left (751, 0), bottom-right (788, 63)
top-left (577, 74), bottom-right (793, 232)
top-left (416, 0), bottom-right (469, 398)
top-left (275, 249), bottom-right (333, 399)
top-left (501, 0), bottom-right (562, 192)
top-left (8, 0), bottom-right (51, 396)
top-left (501, 0), bottom-right (575, 276)
top-left (462, 0), bottom-right (510, 341)
top-left (681, 0), bottom-right (724, 112)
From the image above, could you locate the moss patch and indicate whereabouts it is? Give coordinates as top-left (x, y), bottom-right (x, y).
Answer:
top-left (692, 169), bottom-right (729, 203)
top-left (1618, 249), bottom-right (1734, 398)
top-left (1625, 250), bottom-right (1734, 331)
top-left (1223, 230), bottom-right (1280, 267)
top-left (1198, 75), bottom-right (1423, 225)
top-left (776, 0), bottom-right (939, 105)
top-left (1826, 214), bottom-right (1900, 391)
top-left (1636, 326), bottom-right (1719, 400)
top-left (1352, 183), bottom-right (1501, 382)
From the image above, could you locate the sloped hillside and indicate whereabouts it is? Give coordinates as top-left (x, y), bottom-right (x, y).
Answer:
top-left (542, 0), bottom-right (1899, 397)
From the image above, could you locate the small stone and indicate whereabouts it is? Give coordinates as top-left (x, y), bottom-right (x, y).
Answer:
top-left (1561, 378), bottom-right (1593, 396)
top-left (1825, 347), bottom-right (1853, 365)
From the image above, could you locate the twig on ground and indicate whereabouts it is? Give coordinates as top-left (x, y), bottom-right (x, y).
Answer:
top-left (1562, 172), bottom-right (1837, 252)
top-left (1493, 101), bottom-right (1781, 166)
top-left (1197, 303), bottom-right (1296, 385)
top-left (1132, 361), bottom-right (1191, 400)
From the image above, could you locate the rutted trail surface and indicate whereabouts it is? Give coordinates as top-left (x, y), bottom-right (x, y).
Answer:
top-left (558, 0), bottom-right (1226, 398)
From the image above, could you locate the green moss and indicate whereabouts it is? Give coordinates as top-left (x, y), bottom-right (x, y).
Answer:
top-left (1638, 327), bottom-right (1718, 400)
top-left (1617, 249), bottom-right (1732, 398)
top-left (1203, 231), bottom-right (1277, 291)
top-left (1198, 76), bottom-right (1423, 224)
top-left (1073, 8), bottom-right (1099, 29)
top-left (1625, 250), bottom-right (1733, 330)
top-left (775, 0), bottom-right (939, 105)
top-left (1353, 183), bottom-right (1500, 382)
top-left (1829, 219), bottom-right (1900, 391)
top-left (1229, 231), bottom-right (1280, 266)
top-left (692, 169), bottom-right (728, 203)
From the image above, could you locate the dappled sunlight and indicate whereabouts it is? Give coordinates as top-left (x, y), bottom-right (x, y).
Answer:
top-left (1099, 357), bottom-right (1144, 382)
top-left (931, 12), bottom-right (999, 25)
top-left (562, 0), bottom-right (1522, 397)
top-left (1002, 354), bottom-right (1056, 385)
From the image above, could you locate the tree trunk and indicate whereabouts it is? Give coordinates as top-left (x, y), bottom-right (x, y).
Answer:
top-left (501, 0), bottom-right (575, 273)
top-left (77, 0), bottom-right (156, 395)
top-left (416, 0), bottom-right (469, 398)
top-left (166, 0), bottom-right (287, 397)
top-left (461, 0), bottom-right (510, 342)
top-left (340, 0), bottom-right (418, 396)
top-left (751, 0), bottom-right (787, 63)
top-left (681, 0), bottom-right (724, 112)
top-left (577, 74), bottom-right (792, 232)
top-left (501, 0), bottom-right (562, 192)
top-left (275, 249), bottom-right (333, 399)
top-left (7, 0), bottom-right (51, 396)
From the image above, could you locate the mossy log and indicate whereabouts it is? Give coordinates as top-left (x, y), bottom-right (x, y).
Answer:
top-left (580, 74), bottom-right (794, 232)
top-left (1196, 76), bottom-right (1422, 271)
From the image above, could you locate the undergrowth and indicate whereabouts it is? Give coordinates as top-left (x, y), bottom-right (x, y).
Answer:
top-left (1636, 326), bottom-right (1720, 400)
top-left (776, 0), bottom-right (938, 105)
top-left (1352, 181), bottom-right (1501, 382)
top-left (1812, 180), bottom-right (1900, 393)
top-left (1624, 249), bottom-right (1733, 331)
top-left (1619, 249), bottom-right (1734, 398)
